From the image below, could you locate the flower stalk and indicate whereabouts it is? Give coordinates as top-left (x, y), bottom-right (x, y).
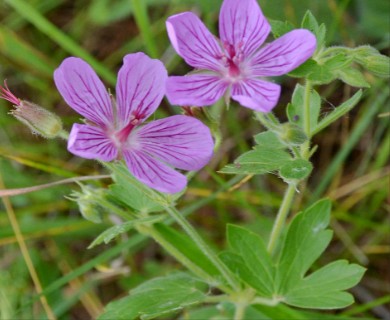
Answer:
top-left (164, 205), bottom-right (241, 291)
top-left (267, 183), bottom-right (297, 254)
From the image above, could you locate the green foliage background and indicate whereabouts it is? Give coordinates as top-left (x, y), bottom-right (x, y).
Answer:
top-left (0, 0), bottom-right (389, 318)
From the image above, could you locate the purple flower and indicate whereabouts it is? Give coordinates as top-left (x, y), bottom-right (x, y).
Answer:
top-left (54, 53), bottom-right (214, 194)
top-left (165, 0), bottom-right (317, 112)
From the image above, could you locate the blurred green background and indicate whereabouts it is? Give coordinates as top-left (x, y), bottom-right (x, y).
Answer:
top-left (0, 0), bottom-right (389, 318)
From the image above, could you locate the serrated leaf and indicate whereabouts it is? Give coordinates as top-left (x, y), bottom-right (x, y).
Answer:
top-left (106, 162), bottom-right (167, 213)
top-left (279, 159), bottom-right (313, 181)
top-left (277, 199), bottom-right (333, 293)
top-left (88, 216), bottom-right (165, 249)
top-left (219, 148), bottom-right (291, 175)
top-left (287, 85), bottom-right (321, 135)
top-left (254, 131), bottom-right (285, 149)
top-left (337, 68), bottom-right (370, 88)
top-left (222, 225), bottom-right (274, 296)
top-left (99, 273), bottom-right (207, 320)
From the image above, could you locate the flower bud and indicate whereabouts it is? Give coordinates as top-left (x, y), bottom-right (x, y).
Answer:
top-left (278, 123), bottom-right (308, 146)
top-left (359, 55), bottom-right (390, 78)
top-left (1, 81), bottom-right (63, 138)
top-left (68, 185), bottom-right (107, 223)
top-left (353, 46), bottom-right (390, 78)
top-left (11, 100), bottom-right (63, 139)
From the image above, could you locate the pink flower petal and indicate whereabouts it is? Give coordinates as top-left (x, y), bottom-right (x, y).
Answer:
top-left (249, 29), bottom-right (317, 76)
top-left (135, 115), bottom-right (214, 171)
top-left (123, 149), bottom-right (187, 194)
top-left (116, 53), bottom-right (167, 127)
top-left (54, 57), bottom-right (113, 128)
top-left (166, 74), bottom-right (228, 106)
top-left (166, 12), bottom-right (224, 71)
top-left (219, 0), bottom-right (270, 57)
top-left (68, 124), bottom-right (118, 162)
top-left (231, 79), bottom-right (281, 112)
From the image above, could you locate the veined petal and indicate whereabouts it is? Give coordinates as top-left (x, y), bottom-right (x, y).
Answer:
top-left (219, 0), bottom-right (270, 57)
top-left (116, 53), bottom-right (167, 127)
top-left (166, 74), bottom-right (228, 106)
top-left (249, 29), bottom-right (317, 76)
top-left (123, 149), bottom-right (187, 194)
top-left (54, 57), bottom-right (113, 128)
top-left (231, 79), bottom-right (281, 112)
top-left (135, 115), bottom-right (214, 171)
top-left (68, 124), bottom-right (118, 162)
top-left (166, 12), bottom-right (224, 71)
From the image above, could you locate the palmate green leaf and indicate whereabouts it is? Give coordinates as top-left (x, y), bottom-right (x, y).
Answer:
top-left (98, 273), bottom-right (207, 320)
top-left (277, 199), bottom-right (366, 309)
top-left (219, 148), bottom-right (291, 175)
top-left (88, 216), bottom-right (165, 249)
top-left (287, 84), bottom-right (321, 136)
top-left (106, 162), bottom-right (168, 213)
top-left (285, 260), bottom-right (366, 309)
top-left (277, 199), bottom-right (333, 293)
top-left (221, 225), bottom-right (274, 296)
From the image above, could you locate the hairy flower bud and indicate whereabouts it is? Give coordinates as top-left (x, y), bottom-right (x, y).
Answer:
top-left (1, 81), bottom-right (63, 138)
top-left (278, 123), bottom-right (308, 146)
top-left (353, 46), bottom-right (390, 78)
top-left (11, 101), bottom-right (63, 139)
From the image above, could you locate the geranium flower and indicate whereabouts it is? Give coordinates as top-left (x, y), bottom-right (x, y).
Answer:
top-left (54, 53), bottom-right (214, 193)
top-left (166, 0), bottom-right (317, 112)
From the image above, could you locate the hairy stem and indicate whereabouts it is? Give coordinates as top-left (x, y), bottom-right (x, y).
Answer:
top-left (301, 80), bottom-right (313, 159)
top-left (267, 183), bottom-right (296, 254)
top-left (234, 303), bottom-right (247, 320)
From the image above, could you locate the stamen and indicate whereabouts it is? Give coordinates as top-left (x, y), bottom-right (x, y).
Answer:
top-left (115, 115), bottom-right (141, 143)
top-left (0, 80), bottom-right (21, 106)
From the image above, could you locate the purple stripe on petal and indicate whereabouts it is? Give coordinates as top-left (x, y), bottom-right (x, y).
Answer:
top-left (123, 149), bottom-right (187, 194)
top-left (54, 57), bottom-right (113, 128)
top-left (166, 12), bottom-right (224, 71)
top-left (249, 29), bottom-right (317, 76)
top-left (166, 74), bottom-right (228, 106)
top-left (231, 79), bottom-right (281, 112)
top-left (68, 124), bottom-right (118, 162)
top-left (219, 0), bottom-right (270, 57)
top-left (134, 115), bottom-right (214, 171)
top-left (116, 53), bottom-right (167, 127)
